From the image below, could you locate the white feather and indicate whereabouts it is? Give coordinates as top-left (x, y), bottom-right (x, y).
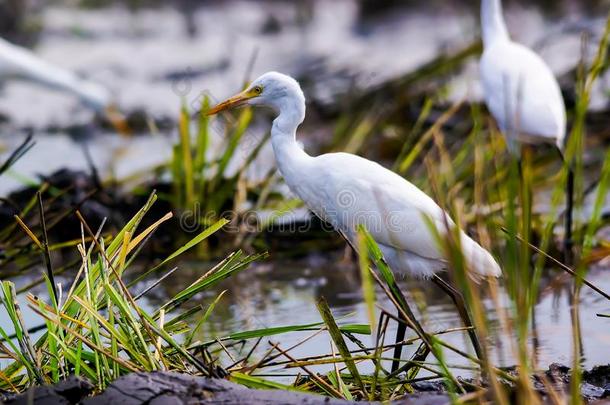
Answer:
top-left (479, 0), bottom-right (566, 152)
top-left (0, 37), bottom-right (111, 111)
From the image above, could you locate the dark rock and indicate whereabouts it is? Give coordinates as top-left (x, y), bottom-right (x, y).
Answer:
top-left (261, 14), bottom-right (282, 35)
top-left (82, 372), bottom-right (356, 405)
top-left (357, 0), bottom-right (408, 20)
top-left (547, 363), bottom-right (571, 381)
top-left (581, 383), bottom-right (606, 400)
top-left (544, 363), bottom-right (610, 401)
top-left (393, 393), bottom-right (450, 405)
top-left (584, 365), bottom-right (610, 386)
top-left (2, 376), bottom-right (93, 405)
top-left (81, 372), bottom-right (450, 405)
top-left (411, 381), bottom-right (446, 392)
top-left (584, 365), bottom-right (610, 399)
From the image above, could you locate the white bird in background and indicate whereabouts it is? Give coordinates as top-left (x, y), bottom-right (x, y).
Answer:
top-left (479, 0), bottom-right (572, 259)
top-left (208, 71), bottom-right (501, 360)
top-left (0, 37), bottom-right (128, 131)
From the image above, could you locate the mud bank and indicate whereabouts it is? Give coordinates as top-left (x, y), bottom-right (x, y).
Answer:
top-left (3, 364), bottom-right (610, 404)
top-left (2, 372), bottom-right (448, 405)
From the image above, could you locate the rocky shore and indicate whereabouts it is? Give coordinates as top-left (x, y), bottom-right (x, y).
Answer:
top-left (3, 364), bottom-right (610, 405)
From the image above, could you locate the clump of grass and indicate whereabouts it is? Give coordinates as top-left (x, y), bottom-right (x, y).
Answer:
top-left (164, 95), bottom-right (286, 255)
top-left (169, 96), bottom-right (268, 221)
top-left (0, 192), bottom-right (372, 397)
top-left (0, 191), bottom-right (266, 391)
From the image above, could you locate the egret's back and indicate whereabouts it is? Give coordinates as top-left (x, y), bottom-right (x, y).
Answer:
top-left (299, 152), bottom-right (501, 280)
top-left (480, 40), bottom-right (566, 151)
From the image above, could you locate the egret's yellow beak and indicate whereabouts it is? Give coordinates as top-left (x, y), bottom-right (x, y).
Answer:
top-left (207, 88), bottom-right (258, 115)
top-left (104, 105), bottom-right (132, 136)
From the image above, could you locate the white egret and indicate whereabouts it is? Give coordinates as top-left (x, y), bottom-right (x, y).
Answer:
top-left (208, 71), bottom-right (501, 361)
top-left (479, 0), bottom-right (572, 260)
top-left (0, 37), bottom-right (128, 132)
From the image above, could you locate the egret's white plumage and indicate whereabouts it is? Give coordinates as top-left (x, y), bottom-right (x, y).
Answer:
top-left (209, 72), bottom-right (501, 280)
top-left (0, 37), bottom-right (112, 111)
top-left (479, 0), bottom-right (573, 262)
top-left (479, 0), bottom-right (566, 152)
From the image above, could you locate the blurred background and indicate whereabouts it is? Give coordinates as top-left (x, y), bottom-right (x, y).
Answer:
top-left (0, 0), bottom-right (609, 380)
top-left (0, 0), bottom-right (608, 195)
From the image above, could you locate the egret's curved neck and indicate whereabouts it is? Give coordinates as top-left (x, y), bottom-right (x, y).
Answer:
top-left (270, 96), bottom-right (311, 186)
top-left (481, 0), bottom-right (509, 47)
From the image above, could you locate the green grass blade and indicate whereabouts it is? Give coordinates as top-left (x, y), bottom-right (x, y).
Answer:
top-left (356, 225), bottom-right (376, 333)
top-left (316, 297), bottom-right (365, 393)
top-left (229, 372), bottom-right (304, 392)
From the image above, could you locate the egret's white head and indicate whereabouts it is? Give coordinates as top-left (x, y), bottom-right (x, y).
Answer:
top-left (207, 72), bottom-right (305, 125)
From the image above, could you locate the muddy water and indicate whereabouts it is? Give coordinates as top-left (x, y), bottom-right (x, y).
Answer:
top-left (0, 0), bottom-right (609, 379)
top-left (2, 250), bottom-right (609, 378)
top-left (143, 252), bottom-right (610, 377)
top-left (3, 2), bottom-right (609, 123)
top-left (1, 1), bottom-right (609, 194)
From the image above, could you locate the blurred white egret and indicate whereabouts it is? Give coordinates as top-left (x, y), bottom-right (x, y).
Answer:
top-left (0, 37), bottom-right (128, 132)
top-left (208, 71), bottom-right (501, 360)
top-left (479, 0), bottom-right (572, 259)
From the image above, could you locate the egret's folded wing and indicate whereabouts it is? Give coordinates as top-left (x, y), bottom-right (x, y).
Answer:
top-left (480, 42), bottom-right (565, 145)
top-left (315, 160), bottom-right (452, 261)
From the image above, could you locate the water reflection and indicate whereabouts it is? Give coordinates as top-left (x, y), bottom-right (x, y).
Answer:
top-left (142, 250), bottom-right (610, 377)
top-left (0, 221), bottom-right (607, 376)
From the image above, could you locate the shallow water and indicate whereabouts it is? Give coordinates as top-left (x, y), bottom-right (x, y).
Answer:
top-left (138, 251), bottom-right (610, 378)
top-left (2, 251), bottom-right (609, 379)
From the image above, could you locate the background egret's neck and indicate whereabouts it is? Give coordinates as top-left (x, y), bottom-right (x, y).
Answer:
top-left (481, 0), bottom-right (509, 47)
top-left (1, 39), bottom-right (109, 110)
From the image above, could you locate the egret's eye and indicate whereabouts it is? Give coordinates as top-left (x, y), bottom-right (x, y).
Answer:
top-left (252, 85), bottom-right (263, 95)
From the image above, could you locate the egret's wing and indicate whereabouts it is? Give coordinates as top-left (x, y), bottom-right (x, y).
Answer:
top-left (312, 153), bottom-right (451, 260)
top-left (362, 181), bottom-right (452, 260)
top-left (306, 152), bottom-right (500, 278)
top-left (480, 42), bottom-right (566, 148)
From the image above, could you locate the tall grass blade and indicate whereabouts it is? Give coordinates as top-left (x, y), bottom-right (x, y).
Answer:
top-left (316, 297), bottom-right (365, 392)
